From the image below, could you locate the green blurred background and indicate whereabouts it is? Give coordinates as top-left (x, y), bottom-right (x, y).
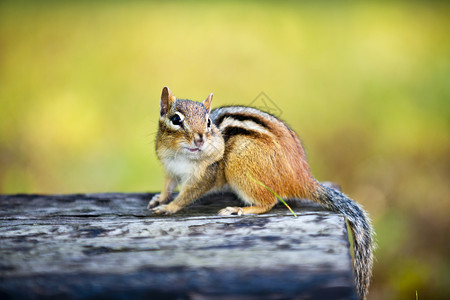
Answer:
top-left (1, 1), bottom-right (449, 299)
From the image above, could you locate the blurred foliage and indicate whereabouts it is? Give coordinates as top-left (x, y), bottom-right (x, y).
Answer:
top-left (0, 1), bottom-right (449, 299)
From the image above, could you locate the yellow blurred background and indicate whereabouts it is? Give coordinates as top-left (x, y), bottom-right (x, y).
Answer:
top-left (1, 1), bottom-right (449, 299)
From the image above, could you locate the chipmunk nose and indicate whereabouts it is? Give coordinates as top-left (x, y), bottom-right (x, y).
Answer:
top-left (194, 134), bottom-right (204, 148)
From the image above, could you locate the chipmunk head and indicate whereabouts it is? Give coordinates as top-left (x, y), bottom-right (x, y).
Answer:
top-left (157, 86), bottom-right (224, 162)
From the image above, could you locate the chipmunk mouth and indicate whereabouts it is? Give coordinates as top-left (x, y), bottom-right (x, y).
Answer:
top-left (185, 147), bottom-right (201, 152)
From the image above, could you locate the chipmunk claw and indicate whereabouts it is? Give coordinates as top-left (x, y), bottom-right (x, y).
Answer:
top-left (218, 207), bottom-right (244, 216)
top-left (152, 204), bottom-right (180, 215)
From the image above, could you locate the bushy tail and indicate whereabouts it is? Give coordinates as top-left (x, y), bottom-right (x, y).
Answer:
top-left (315, 183), bottom-right (374, 300)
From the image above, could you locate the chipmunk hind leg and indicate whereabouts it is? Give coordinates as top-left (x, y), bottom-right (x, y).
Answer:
top-left (218, 166), bottom-right (278, 216)
top-left (218, 187), bottom-right (277, 215)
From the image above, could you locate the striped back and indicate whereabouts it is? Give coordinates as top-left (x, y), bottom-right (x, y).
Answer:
top-left (210, 106), bottom-right (281, 142)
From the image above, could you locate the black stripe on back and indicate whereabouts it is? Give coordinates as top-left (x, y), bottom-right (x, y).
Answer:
top-left (222, 126), bottom-right (263, 142)
top-left (214, 113), bottom-right (270, 129)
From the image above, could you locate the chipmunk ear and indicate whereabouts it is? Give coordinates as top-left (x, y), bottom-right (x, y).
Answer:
top-left (202, 93), bottom-right (213, 113)
top-left (160, 86), bottom-right (176, 116)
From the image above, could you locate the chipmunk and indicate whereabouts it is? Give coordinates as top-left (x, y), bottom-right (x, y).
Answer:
top-left (148, 86), bottom-right (374, 300)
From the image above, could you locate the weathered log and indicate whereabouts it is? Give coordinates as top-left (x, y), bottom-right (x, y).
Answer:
top-left (0, 192), bottom-right (356, 299)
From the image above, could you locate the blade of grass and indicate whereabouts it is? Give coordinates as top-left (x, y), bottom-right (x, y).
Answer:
top-left (345, 217), bottom-right (355, 261)
top-left (247, 172), bottom-right (297, 217)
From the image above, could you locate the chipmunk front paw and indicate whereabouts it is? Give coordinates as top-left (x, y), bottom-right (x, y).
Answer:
top-left (152, 203), bottom-right (180, 215)
top-left (218, 207), bottom-right (244, 216)
top-left (147, 194), bottom-right (162, 209)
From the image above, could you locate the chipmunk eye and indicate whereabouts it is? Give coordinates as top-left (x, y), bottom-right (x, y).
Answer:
top-left (170, 114), bottom-right (182, 126)
top-left (207, 118), bottom-right (211, 128)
